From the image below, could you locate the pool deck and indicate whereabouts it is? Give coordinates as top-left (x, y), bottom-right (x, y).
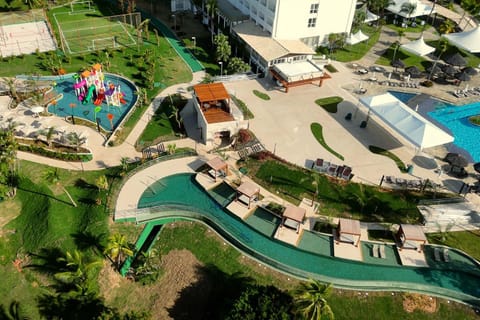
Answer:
top-left (398, 249), bottom-right (429, 267)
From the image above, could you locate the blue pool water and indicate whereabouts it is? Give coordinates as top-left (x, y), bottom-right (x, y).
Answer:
top-left (136, 173), bottom-right (480, 302)
top-left (389, 91), bottom-right (480, 162)
top-left (47, 74), bottom-right (138, 131)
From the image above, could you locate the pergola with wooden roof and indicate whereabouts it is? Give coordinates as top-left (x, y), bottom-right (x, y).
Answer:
top-left (193, 83), bottom-right (233, 124)
top-left (337, 218), bottom-right (361, 247)
top-left (397, 224), bottom-right (427, 252)
top-left (281, 205), bottom-right (306, 233)
top-left (270, 60), bottom-right (332, 93)
top-left (236, 181), bottom-right (260, 209)
top-left (206, 156), bottom-right (229, 182)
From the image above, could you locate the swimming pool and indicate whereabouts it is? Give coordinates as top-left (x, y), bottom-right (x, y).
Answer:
top-left (389, 91), bottom-right (480, 162)
top-left (47, 73), bottom-right (138, 131)
top-left (136, 173), bottom-right (480, 305)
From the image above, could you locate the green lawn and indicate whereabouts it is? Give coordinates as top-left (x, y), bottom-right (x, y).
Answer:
top-left (310, 123), bottom-right (344, 160)
top-left (315, 96), bottom-right (343, 113)
top-left (427, 230), bottom-right (480, 261)
top-left (325, 25), bottom-right (381, 62)
top-left (375, 45), bottom-right (428, 69)
top-left (252, 89), bottom-right (270, 101)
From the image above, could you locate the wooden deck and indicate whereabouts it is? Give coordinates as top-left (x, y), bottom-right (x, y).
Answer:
top-left (203, 107), bottom-right (234, 123)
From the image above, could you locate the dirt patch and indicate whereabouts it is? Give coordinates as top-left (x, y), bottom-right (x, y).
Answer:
top-left (0, 198), bottom-right (21, 237)
top-left (100, 249), bottom-right (208, 319)
top-left (402, 293), bottom-right (437, 313)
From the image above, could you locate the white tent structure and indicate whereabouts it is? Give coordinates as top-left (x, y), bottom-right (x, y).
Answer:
top-left (359, 93), bottom-right (454, 149)
top-left (387, 0), bottom-right (435, 18)
top-left (444, 27), bottom-right (480, 53)
top-left (400, 36), bottom-right (435, 56)
top-left (365, 9), bottom-right (379, 23)
top-left (346, 30), bottom-right (369, 45)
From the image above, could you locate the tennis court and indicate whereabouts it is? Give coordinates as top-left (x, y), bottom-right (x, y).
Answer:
top-left (0, 10), bottom-right (57, 57)
top-left (53, 9), bottom-right (140, 54)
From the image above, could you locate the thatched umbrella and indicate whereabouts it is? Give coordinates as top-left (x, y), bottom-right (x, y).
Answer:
top-left (462, 66), bottom-right (478, 75)
top-left (445, 52), bottom-right (467, 67)
top-left (427, 64), bottom-right (442, 75)
top-left (442, 64), bottom-right (457, 76)
top-left (391, 59), bottom-right (405, 72)
top-left (405, 66), bottom-right (422, 78)
top-left (455, 71), bottom-right (471, 82)
top-left (473, 162), bottom-right (480, 174)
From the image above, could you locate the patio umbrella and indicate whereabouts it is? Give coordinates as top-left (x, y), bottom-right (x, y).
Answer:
top-left (391, 59), bottom-right (405, 72)
top-left (455, 71), bottom-right (471, 82)
top-left (462, 66), bottom-right (478, 75)
top-left (31, 106), bottom-right (44, 116)
top-left (449, 154), bottom-right (468, 168)
top-left (426, 64), bottom-right (442, 75)
top-left (473, 162), bottom-right (480, 174)
top-left (445, 52), bottom-right (467, 67)
top-left (444, 152), bottom-right (459, 164)
top-left (405, 65), bottom-right (421, 75)
top-left (442, 64), bottom-right (457, 76)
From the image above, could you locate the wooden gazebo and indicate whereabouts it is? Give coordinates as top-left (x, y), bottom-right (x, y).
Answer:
top-left (281, 205), bottom-right (306, 233)
top-left (337, 218), bottom-right (361, 247)
top-left (206, 156), bottom-right (229, 181)
top-left (193, 83), bottom-right (233, 123)
top-left (236, 181), bottom-right (260, 209)
top-left (397, 224), bottom-right (427, 252)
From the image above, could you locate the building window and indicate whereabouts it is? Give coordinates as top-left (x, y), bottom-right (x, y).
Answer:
top-left (310, 3), bottom-right (319, 14)
top-left (260, 0), bottom-right (266, 6)
top-left (308, 18), bottom-right (316, 28)
top-left (268, 1), bottom-right (275, 12)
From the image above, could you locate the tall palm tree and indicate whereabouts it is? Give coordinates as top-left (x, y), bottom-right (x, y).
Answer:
top-left (205, 0), bottom-right (218, 43)
top-left (294, 279), bottom-right (334, 320)
top-left (104, 233), bottom-right (134, 270)
top-left (120, 157), bottom-right (130, 176)
top-left (0, 301), bottom-right (28, 320)
top-left (421, 0), bottom-right (437, 37)
top-left (43, 167), bottom-right (77, 207)
top-left (428, 38), bottom-right (449, 80)
top-left (65, 132), bottom-right (87, 152)
top-left (438, 19), bottom-right (455, 35)
top-left (391, 29), bottom-right (405, 63)
top-left (400, 2), bottom-right (417, 25)
top-left (213, 33), bottom-right (231, 63)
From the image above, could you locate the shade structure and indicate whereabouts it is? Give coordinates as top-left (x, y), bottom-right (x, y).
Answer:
top-left (365, 9), bottom-right (379, 23)
top-left (391, 59), bottom-right (405, 69)
top-left (455, 71), bottom-right (471, 82)
top-left (445, 52), bottom-right (467, 67)
top-left (442, 64), bottom-right (457, 76)
top-left (346, 30), bottom-right (369, 45)
top-left (426, 64), bottom-right (442, 75)
top-left (400, 37), bottom-right (435, 56)
top-left (462, 66), bottom-right (478, 75)
top-left (444, 27), bottom-right (480, 53)
top-left (405, 66), bottom-right (422, 77)
top-left (359, 93), bottom-right (454, 149)
top-left (449, 154), bottom-right (468, 168)
top-left (444, 152), bottom-right (459, 163)
top-left (387, 0), bottom-right (435, 18)
top-left (31, 106), bottom-right (44, 114)
top-left (473, 162), bottom-right (480, 174)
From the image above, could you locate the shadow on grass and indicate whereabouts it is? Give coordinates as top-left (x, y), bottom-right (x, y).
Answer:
top-left (71, 230), bottom-right (107, 255)
top-left (17, 185), bottom-right (73, 207)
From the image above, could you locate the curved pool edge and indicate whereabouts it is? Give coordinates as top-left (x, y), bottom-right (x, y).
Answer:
top-left (120, 208), bottom-right (480, 308)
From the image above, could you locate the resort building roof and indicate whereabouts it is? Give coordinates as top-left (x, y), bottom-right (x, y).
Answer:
top-left (338, 218), bottom-right (361, 236)
top-left (283, 205), bottom-right (306, 223)
top-left (193, 83), bottom-right (230, 104)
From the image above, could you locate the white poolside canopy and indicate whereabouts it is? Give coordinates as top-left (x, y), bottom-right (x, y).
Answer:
top-left (365, 9), bottom-right (379, 23)
top-left (400, 36), bottom-right (435, 56)
top-left (359, 93), bottom-right (454, 149)
top-left (346, 30), bottom-right (369, 45)
top-left (387, 0), bottom-right (435, 18)
top-left (444, 27), bottom-right (480, 53)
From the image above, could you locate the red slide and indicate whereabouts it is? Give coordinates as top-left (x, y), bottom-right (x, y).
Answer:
top-left (94, 89), bottom-right (105, 106)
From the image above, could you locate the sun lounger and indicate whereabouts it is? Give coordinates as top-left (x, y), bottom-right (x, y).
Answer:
top-left (443, 248), bottom-right (450, 262)
top-left (433, 247), bottom-right (441, 262)
top-left (157, 143), bottom-right (165, 154)
top-left (372, 244), bottom-right (379, 258)
top-left (327, 164), bottom-right (338, 176)
top-left (341, 167), bottom-right (353, 180)
top-left (379, 245), bottom-right (386, 259)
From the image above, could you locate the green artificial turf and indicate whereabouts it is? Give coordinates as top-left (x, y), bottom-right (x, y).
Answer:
top-left (369, 145), bottom-right (407, 173)
top-left (310, 122), bottom-right (344, 160)
top-left (315, 96), bottom-right (343, 113)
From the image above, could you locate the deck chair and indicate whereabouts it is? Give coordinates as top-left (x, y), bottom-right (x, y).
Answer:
top-left (379, 245), bottom-right (386, 259)
top-left (327, 164), bottom-right (338, 176)
top-left (443, 248), bottom-right (450, 262)
top-left (341, 167), bottom-right (352, 180)
top-left (433, 247), bottom-right (441, 262)
top-left (372, 244), bottom-right (379, 258)
top-left (157, 143), bottom-right (165, 154)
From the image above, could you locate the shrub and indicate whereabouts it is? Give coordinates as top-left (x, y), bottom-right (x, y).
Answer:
top-left (238, 129), bottom-right (251, 144)
top-left (421, 80), bottom-right (433, 87)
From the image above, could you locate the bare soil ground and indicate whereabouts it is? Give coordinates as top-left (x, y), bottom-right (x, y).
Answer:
top-left (0, 198), bottom-right (21, 237)
top-left (402, 293), bottom-right (437, 313)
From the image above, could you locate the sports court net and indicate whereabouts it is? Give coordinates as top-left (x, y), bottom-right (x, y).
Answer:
top-left (55, 12), bottom-right (141, 54)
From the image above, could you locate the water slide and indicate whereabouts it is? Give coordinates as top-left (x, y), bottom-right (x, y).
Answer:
top-left (94, 90), bottom-right (105, 106)
top-left (73, 79), bottom-right (87, 89)
top-left (82, 85), bottom-right (95, 104)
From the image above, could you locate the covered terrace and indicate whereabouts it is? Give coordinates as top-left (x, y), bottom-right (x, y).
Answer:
top-left (281, 205), bottom-right (306, 234)
top-left (193, 83), bottom-right (233, 124)
top-left (397, 224), bottom-right (427, 252)
top-left (270, 60), bottom-right (331, 93)
top-left (235, 181), bottom-right (260, 209)
top-left (337, 218), bottom-right (361, 247)
top-left (206, 156), bottom-right (228, 182)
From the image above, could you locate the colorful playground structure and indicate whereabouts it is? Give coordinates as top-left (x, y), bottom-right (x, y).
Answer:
top-left (72, 63), bottom-right (126, 107)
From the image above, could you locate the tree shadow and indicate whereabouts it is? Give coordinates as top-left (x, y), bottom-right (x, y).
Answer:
top-left (37, 291), bottom-right (109, 320)
top-left (71, 230), bottom-right (107, 255)
top-left (25, 247), bottom-right (66, 274)
top-left (74, 178), bottom-right (97, 190)
top-left (17, 185), bottom-right (72, 206)
top-left (168, 264), bottom-right (252, 320)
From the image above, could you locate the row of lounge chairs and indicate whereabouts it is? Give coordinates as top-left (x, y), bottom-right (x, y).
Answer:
top-left (312, 158), bottom-right (354, 181)
top-left (377, 81), bottom-right (419, 88)
top-left (384, 176), bottom-right (423, 189)
top-left (372, 244), bottom-right (386, 259)
top-left (238, 143), bottom-right (264, 159)
top-left (452, 87), bottom-right (480, 98)
top-left (433, 247), bottom-right (449, 262)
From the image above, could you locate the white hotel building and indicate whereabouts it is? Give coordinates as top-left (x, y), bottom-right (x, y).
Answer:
top-left (213, 0), bottom-right (357, 72)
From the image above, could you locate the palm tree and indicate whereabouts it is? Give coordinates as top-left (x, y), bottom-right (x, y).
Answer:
top-left (400, 2), bottom-right (417, 25)
top-left (438, 19), bottom-right (455, 35)
top-left (428, 38), bottom-right (448, 80)
top-left (120, 157), bottom-right (130, 176)
top-left (65, 132), bottom-right (87, 152)
top-left (294, 279), bottom-right (334, 320)
top-left (421, 0), bottom-right (437, 37)
top-left (0, 300), bottom-right (28, 320)
top-left (391, 29), bottom-right (405, 63)
top-left (366, 0), bottom-right (395, 23)
top-left (1, 77), bottom-right (20, 102)
top-left (55, 250), bottom-right (101, 287)
top-left (43, 167), bottom-right (77, 207)
top-left (167, 143), bottom-right (176, 155)
top-left (95, 175), bottom-right (109, 192)
top-left (40, 126), bottom-right (56, 147)
top-left (104, 233), bottom-right (134, 270)
top-left (205, 0), bottom-right (218, 43)
top-left (213, 33), bottom-right (231, 63)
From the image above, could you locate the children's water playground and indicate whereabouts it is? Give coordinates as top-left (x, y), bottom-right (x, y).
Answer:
top-left (47, 64), bottom-right (138, 132)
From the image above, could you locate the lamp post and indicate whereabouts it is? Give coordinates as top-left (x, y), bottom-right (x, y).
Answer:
top-left (191, 36), bottom-right (196, 48)
top-left (219, 61), bottom-right (223, 76)
top-left (172, 14), bottom-right (176, 31)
